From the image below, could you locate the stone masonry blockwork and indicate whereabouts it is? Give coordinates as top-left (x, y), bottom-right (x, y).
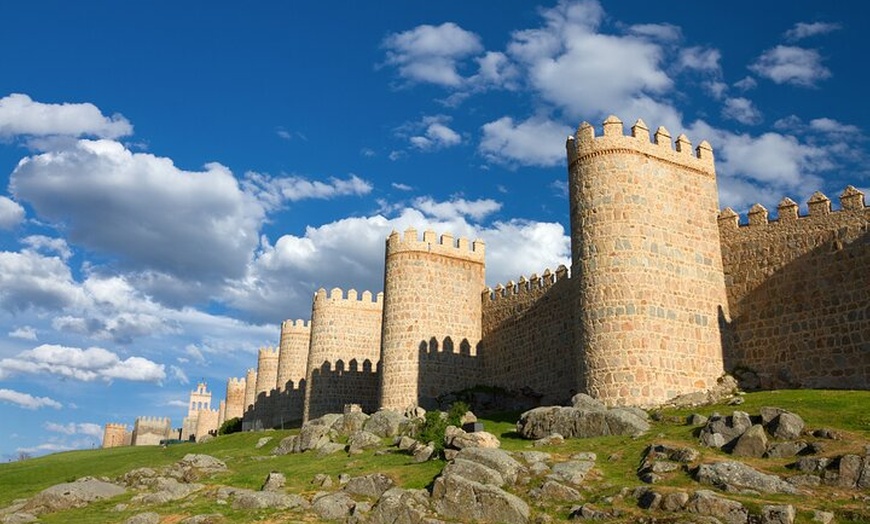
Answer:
top-left (230, 115), bottom-right (868, 426)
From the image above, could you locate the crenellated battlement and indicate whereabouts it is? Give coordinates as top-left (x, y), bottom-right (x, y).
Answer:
top-left (227, 376), bottom-right (246, 388)
top-left (385, 227), bottom-right (485, 263)
top-left (258, 346), bottom-right (280, 358)
top-left (134, 416), bottom-right (170, 425)
top-left (483, 265), bottom-right (570, 301)
top-left (281, 318), bottom-right (310, 331)
top-left (567, 115), bottom-right (715, 176)
top-left (104, 422), bottom-right (127, 430)
top-left (718, 186), bottom-right (868, 229)
top-left (313, 287), bottom-right (383, 307)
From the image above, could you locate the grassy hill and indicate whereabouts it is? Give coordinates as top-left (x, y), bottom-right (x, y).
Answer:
top-left (1, 389), bottom-right (868, 523)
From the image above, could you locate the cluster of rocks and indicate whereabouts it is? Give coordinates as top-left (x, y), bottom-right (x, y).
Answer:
top-left (634, 487), bottom-right (818, 524)
top-left (698, 407), bottom-right (806, 458)
top-left (0, 454), bottom-right (228, 524)
top-left (516, 393), bottom-right (650, 442)
top-left (272, 408), bottom-right (415, 456)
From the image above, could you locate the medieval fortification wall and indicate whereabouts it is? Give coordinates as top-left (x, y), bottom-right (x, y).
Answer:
top-left (131, 417), bottom-right (171, 446)
top-left (304, 288), bottom-right (382, 420)
top-left (567, 117), bottom-right (729, 406)
top-left (219, 115), bottom-right (867, 430)
top-left (719, 187), bottom-right (870, 389)
top-left (380, 229), bottom-right (486, 410)
top-left (274, 319), bottom-right (309, 424)
top-left (480, 266), bottom-right (575, 405)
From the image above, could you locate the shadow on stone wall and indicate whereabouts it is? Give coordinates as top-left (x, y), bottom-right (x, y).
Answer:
top-left (242, 380), bottom-right (305, 431)
top-left (308, 358), bottom-right (380, 419)
top-left (724, 228), bottom-right (869, 390)
top-left (416, 336), bottom-right (483, 410)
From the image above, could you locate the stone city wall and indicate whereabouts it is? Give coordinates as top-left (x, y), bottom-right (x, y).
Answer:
top-left (132, 416), bottom-right (172, 446)
top-left (194, 408), bottom-right (220, 441)
top-left (304, 287), bottom-right (383, 420)
top-left (274, 319), bottom-right (310, 424)
top-left (101, 423), bottom-right (129, 448)
top-left (719, 187), bottom-right (870, 389)
top-left (380, 228), bottom-right (486, 410)
top-left (568, 116), bottom-right (729, 406)
top-left (224, 376), bottom-right (246, 421)
top-left (481, 266), bottom-right (576, 405)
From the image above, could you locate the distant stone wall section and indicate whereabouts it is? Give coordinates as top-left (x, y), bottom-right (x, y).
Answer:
top-left (195, 409), bottom-right (220, 441)
top-left (380, 228), bottom-right (486, 410)
top-left (102, 423), bottom-right (130, 448)
top-left (481, 266), bottom-right (576, 404)
top-left (132, 416), bottom-right (171, 446)
top-left (568, 116), bottom-right (729, 406)
top-left (274, 319), bottom-right (310, 424)
top-left (224, 377), bottom-right (246, 421)
top-left (719, 187), bottom-right (870, 389)
top-left (304, 288), bottom-right (383, 420)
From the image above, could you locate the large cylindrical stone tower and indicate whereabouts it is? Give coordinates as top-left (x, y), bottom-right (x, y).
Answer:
top-left (567, 115), bottom-right (728, 406)
top-left (303, 288), bottom-right (383, 421)
top-left (276, 319), bottom-right (310, 392)
top-left (379, 227), bottom-right (486, 411)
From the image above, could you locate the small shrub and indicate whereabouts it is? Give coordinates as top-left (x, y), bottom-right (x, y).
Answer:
top-left (218, 417), bottom-right (242, 435)
top-left (417, 401), bottom-right (470, 454)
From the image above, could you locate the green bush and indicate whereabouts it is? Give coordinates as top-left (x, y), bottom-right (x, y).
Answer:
top-left (218, 417), bottom-right (242, 435)
top-left (417, 401), bottom-right (470, 454)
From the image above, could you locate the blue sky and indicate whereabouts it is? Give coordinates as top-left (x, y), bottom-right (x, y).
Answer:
top-left (0, 1), bottom-right (867, 459)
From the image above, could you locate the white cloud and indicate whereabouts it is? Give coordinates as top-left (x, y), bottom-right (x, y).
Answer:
top-left (0, 344), bottom-right (166, 383)
top-left (749, 45), bottom-right (831, 87)
top-left (45, 422), bottom-right (103, 439)
top-left (721, 97), bottom-right (763, 125)
top-left (412, 197), bottom-right (501, 221)
top-left (170, 365), bottom-right (189, 385)
top-left (226, 196), bottom-right (570, 321)
top-left (9, 326), bottom-right (37, 341)
top-left (0, 249), bottom-right (84, 312)
top-left (784, 22), bottom-right (841, 41)
top-left (734, 76), bottom-right (757, 91)
top-left (407, 116), bottom-right (462, 151)
top-left (0, 196), bottom-right (25, 229)
top-left (627, 23), bottom-right (682, 43)
top-left (391, 182), bottom-right (413, 191)
top-left (678, 47), bottom-right (721, 72)
top-left (22, 235), bottom-right (72, 260)
top-left (382, 22), bottom-right (484, 87)
top-left (506, 0), bottom-right (672, 119)
top-left (0, 93), bottom-right (132, 139)
top-left (0, 388), bottom-right (62, 410)
top-left (245, 172), bottom-right (372, 209)
top-left (11, 139), bottom-right (265, 284)
top-left (480, 116), bottom-right (573, 167)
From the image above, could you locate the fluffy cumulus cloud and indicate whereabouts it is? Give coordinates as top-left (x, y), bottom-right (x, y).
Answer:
top-left (382, 22), bottom-right (484, 87)
top-left (721, 97), bottom-right (762, 125)
top-left (678, 47), bottom-right (722, 73)
top-left (10, 140), bottom-right (263, 284)
top-left (506, 0), bottom-right (672, 119)
top-left (0, 249), bottom-right (84, 312)
top-left (8, 326), bottom-right (37, 340)
top-left (0, 388), bottom-right (62, 410)
top-left (784, 22), bottom-right (841, 41)
top-left (225, 196), bottom-right (570, 321)
top-left (0, 93), bottom-right (132, 139)
top-left (0, 344), bottom-right (166, 382)
top-left (749, 46), bottom-right (831, 87)
top-left (412, 197), bottom-right (501, 222)
top-left (244, 172), bottom-right (372, 210)
top-left (0, 196), bottom-right (25, 229)
top-left (479, 116), bottom-right (573, 167)
top-left (45, 421), bottom-right (103, 438)
top-left (409, 116), bottom-right (462, 151)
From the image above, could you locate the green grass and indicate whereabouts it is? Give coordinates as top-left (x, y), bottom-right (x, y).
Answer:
top-left (1, 389), bottom-right (869, 523)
